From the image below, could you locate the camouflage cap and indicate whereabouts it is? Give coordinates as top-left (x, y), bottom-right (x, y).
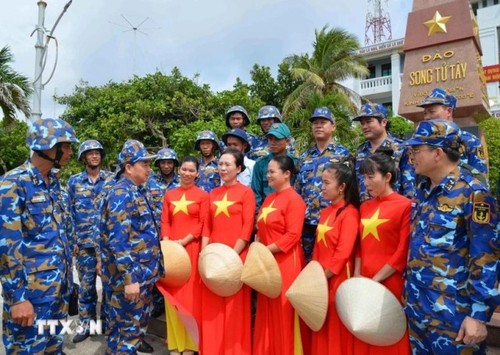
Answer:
top-left (78, 139), bottom-right (105, 160)
top-left (417, 88), bottom-right (457, 110)
top-left (222, 128), bottom-right (251, 153)
top-left (155, 147), bottom-right (179, 166)
top-left (195, 130), bottom-right (220, 151)
top-left (225, 105), bottom-right (250, 128)
top-left (406, 119), bottom-right (462, 149)
top-left (257, 105), bottom-right (282, 122)
top-left (117, 139), bottom-right (156, 168)
top-left (267, 122), bottom-right (291, 139)
top-left (353, 103), bottom-right (388, 121)
top-left (309, 107), bottom-right (334, 123)
top-left (26, 118), bottom-right (79, 151)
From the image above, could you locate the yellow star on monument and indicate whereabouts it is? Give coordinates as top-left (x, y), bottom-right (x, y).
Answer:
top-left (213, 192), bottom-right (235, 217)
top-left (258, 200), bottom-right (277, 223)
top-left (361, 208), bottom-right (390, 241)
top-left (424, 11), bottom-right (451, 36)
top-left (316, 216), bottom-right (333, 247)
top-left (171, 193), bottom-right (195, 215)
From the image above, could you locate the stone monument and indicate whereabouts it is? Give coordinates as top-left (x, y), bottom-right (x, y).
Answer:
top-left (398, 0), bottom-right (490, 127)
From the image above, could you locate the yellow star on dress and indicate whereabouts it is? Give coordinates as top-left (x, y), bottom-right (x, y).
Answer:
top-left (257, 200), bottom-right (277, 223)
top-left (361, 208), bottom-right (390, 241)
top-left (316, 216), bottom-right (333, 247)
top-left (213, 192), bottom-right (235, 217)
top-left (424, 11), bottom-right (451, 36)
top-left (171, 193), bottom-right (195, 215)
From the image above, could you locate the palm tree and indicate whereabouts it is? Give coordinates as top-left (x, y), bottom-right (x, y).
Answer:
top-left (283, 26), bottom-right (368, 116)
top-left (0, 45), bottom-right (32, 123)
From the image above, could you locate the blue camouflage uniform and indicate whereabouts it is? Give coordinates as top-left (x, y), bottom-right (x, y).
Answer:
top-left (68, 161), bottom-right (113, 331)
top-left (99, 140), bottom-right (162, 354)
top-left (247, 105), bottom-right (299, 160)
top-left (353, 103), bottom-right (415, 201)
top-left (403, 120), bottom-right (499, 354)
top-left (0, 118), bottom-right (78, 354)
top-left (417, 88), bottom-right (489, 186)
top-left (194, 130), bottom-right (221, 192)
top-left (295, 107), bottom-right (354, 261)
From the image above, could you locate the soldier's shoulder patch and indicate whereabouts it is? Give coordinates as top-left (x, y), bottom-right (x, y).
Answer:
top-left (472, 202), bottom-right (490, 224)
top-left (477, 146), bottom-right (485, 160)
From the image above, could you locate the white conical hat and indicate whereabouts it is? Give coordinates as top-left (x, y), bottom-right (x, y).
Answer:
top-left (335, 277), bottom-right (407, 346)
top-left (198, 243), bottom-right (243, 297)
top-left (241, 242), bottom-right (282, 299)
top-left (286, 260), bottom-right (328, 331)
top-left (157, 240), bottom-right (192, 288)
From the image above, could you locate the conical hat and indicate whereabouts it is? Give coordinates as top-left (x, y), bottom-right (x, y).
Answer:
top-left (198, 243), bottom-right (243, 297)
top-left (241, 242), bottom-right (282, 298)
top-left (335, 277), bottom-right (407, 346)
top-left (286, 260), bottom-right (328, 331)
top-left (157, 240), bottom-right (192, 288)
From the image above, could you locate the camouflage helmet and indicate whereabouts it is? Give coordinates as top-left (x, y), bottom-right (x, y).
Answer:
top-left (257, 105), bottom-right (282, 123)
top-left (155, 147), bottom-right (179, 167)
top-left (77, 139), bottom-right (105, 161)
top-left (194, 130), bottom-right (220, 151)
top-left (225, 105), bottom-right (250, 128)
top-left (26, 118), bottom-right (79, 151)
top-left (222, 128), bottom-right (251, 153)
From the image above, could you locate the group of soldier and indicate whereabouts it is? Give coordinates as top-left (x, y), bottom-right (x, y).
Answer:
top-left (0, 86), bottom-right (498, 354)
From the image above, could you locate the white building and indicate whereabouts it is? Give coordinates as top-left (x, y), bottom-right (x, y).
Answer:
top-left (348, 0), bottom-right (500, 117)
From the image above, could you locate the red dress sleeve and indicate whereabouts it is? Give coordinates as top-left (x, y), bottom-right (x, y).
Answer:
top-left (387, 199), bottom-right (411, 272)
top-left (274, 191), bottom-right (306, 253)
top-left (160, 191), bottom-right (172, 239)
top-left (329, 206), bottom-right (359, 275)
top-left (199, 190), bottom-right (211, 239)
top-left (240, 187), bottom-right (256, 241)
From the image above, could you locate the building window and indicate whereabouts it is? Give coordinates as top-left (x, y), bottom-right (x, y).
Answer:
top-left (368, 65), bottom-right (376, 79)
top-left (381, 63), bottom-right (392, 77)
top-left (494, 0), bottom-right (499, 5)
top-left (482, 0), bottom-right (487, 8)
top-left (472, 2), bottom-right (478, 14)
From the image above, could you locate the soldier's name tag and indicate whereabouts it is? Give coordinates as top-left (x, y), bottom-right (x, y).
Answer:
top-left (472, 202), bottom-right (490, 224)
top-left (31, 195), bottom-right (47, 203)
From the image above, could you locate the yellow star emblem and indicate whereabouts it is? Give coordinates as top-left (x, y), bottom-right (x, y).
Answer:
top-left (258, 200), bottom-right (277, 223)
top-left (213, 192), bottom-right (235, 217)
top-left (424, 11), bottom-right (451, 36)
top-left (361, 208), bottom-right (390, 241)
top-left (171, 193), bottom-right (195, 215)
top-left (316, 216), bottom-right (333, 247)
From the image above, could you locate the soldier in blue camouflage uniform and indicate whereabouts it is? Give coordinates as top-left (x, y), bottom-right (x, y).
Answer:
top-left (417, 87), bottom-right (489, 186)
top-left (295, 107), bottom-right (354, 262)
top-left (0, 117), bottom-right (78, 354)
top-left (195, 130), bottom-right (221, 192)
top-left (99, 139), bottom-right (161, 354)
top-left (404, 120), bottom-right (499, 354)
top-left (224, 105), bottom-right (260, 153)
top-left (247, 105), bottom-right (299, 160)
top-left (353, 103), bottom-right (415, 201)
top-left (147, 147), bottom-right (180, 216)
top-left (146, 147), bottom-right (180, 318)
top-left (67, 139), bottom-right (113, 343)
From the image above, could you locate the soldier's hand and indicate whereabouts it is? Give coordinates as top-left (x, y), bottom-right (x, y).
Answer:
top-left (125, 282), bottom-right (140, 302)
top-left (11, 300), bottom-right (35, 327)
top-left (455, 316), bottom-right (487, 344)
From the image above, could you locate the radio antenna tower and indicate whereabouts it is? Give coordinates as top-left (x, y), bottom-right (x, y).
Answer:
top-left (364, 0), bottom-right (392, 46)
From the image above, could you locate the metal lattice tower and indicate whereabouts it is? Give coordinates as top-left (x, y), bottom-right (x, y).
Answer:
top-left (364, 0), bottom-right (392, 46)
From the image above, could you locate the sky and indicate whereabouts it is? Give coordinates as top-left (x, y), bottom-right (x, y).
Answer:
top-left (0, 0), bottom-right (411, 119)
